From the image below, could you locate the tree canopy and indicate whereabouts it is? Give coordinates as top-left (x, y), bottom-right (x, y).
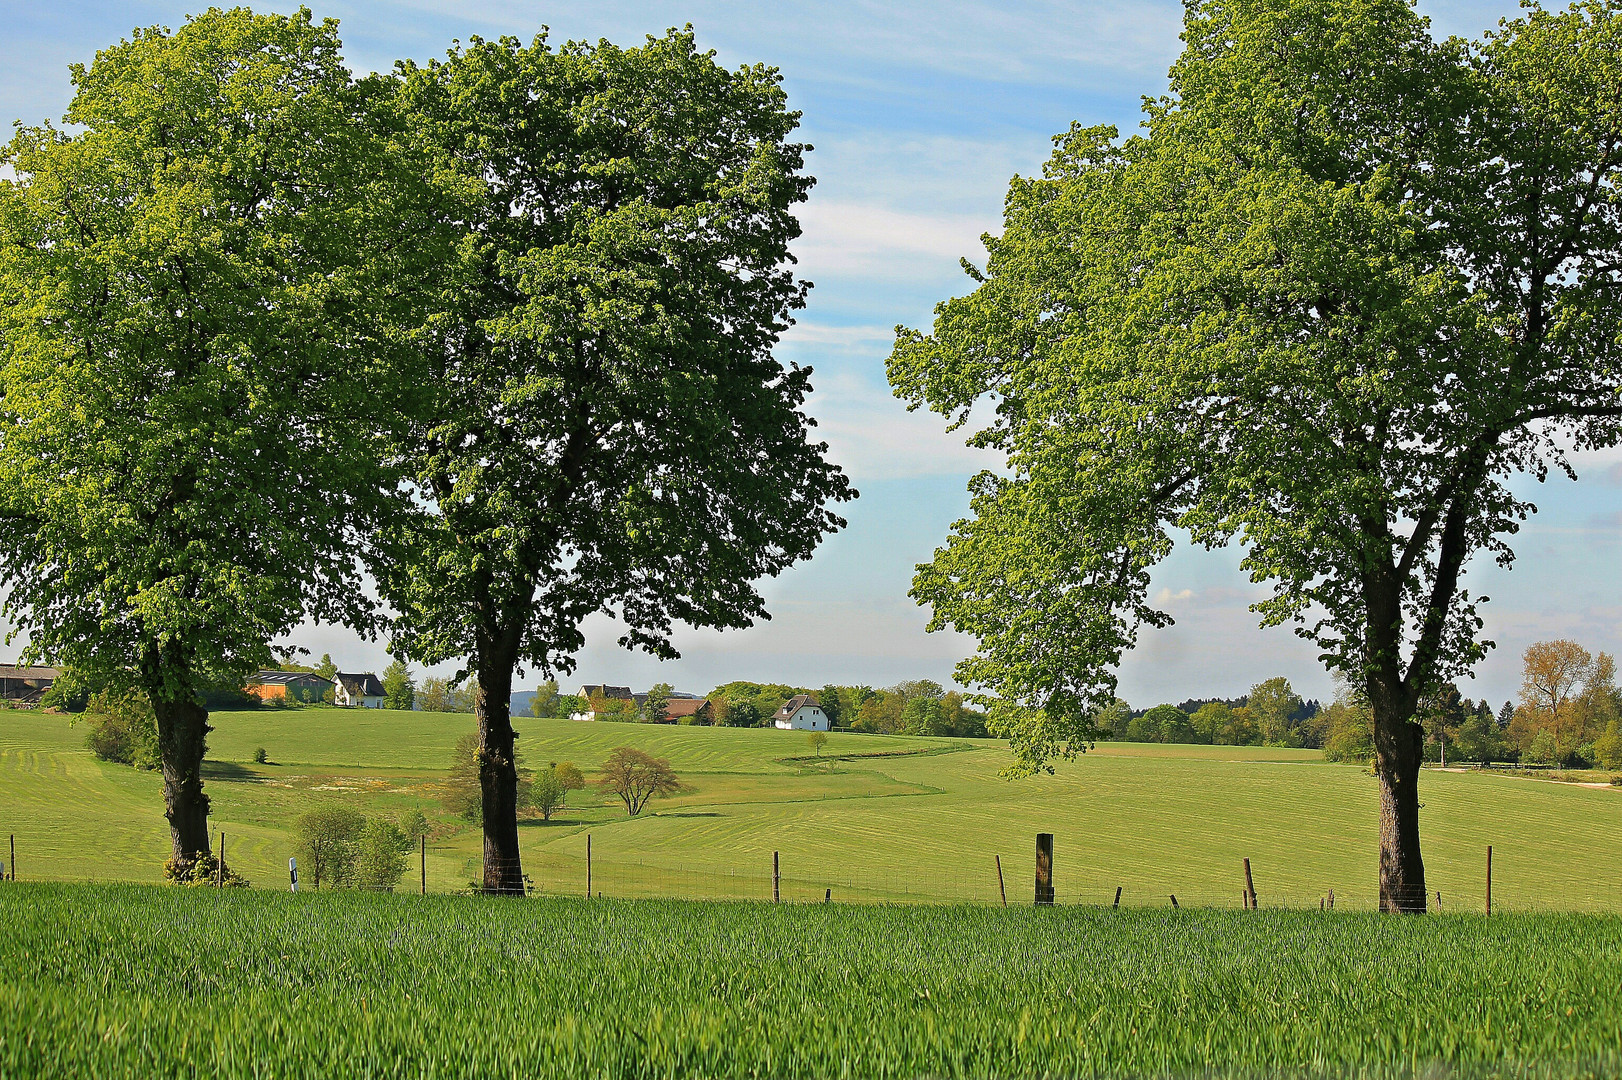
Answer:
top-left (371, 30), bottom-right (852, 893)
top-left (0, 9), bottom-right (405, 873)
top-left (889, 0), bottom-right (1622, 912)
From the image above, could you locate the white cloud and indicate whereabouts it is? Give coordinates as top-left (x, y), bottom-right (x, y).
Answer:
top-left (793, 199), bottom-right (995, 279)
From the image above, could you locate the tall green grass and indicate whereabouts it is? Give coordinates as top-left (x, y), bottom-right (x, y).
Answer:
top-left (1, 883), bottom-right (1617, 1078)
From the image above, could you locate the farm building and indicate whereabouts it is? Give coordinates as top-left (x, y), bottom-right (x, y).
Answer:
top-left (772, 694), bottom-right (830, 731)
top-left (248, 671), bottom-right (331, 704)
top-left (0, 664), bottom-right (58, 705)
top-left (660, 698), bottom-right (712, 723)
top-left (334, 672), bottom-right (387, 708)
top-left (569, 685), bottom-right (706, 722)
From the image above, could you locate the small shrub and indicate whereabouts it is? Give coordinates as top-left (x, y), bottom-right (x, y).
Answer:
top-left (253, 747), bottom-right (269, 764)
top-left (163, 852), bottom-right (250, 888)
top-left (353, 818), bottom-right (409, 891)
top-left (83, 690), bottom-right (159, 769)
top-left (1610, 775), bottom-right (1622, 787)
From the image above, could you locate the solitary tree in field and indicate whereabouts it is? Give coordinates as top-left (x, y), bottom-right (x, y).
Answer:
top-left (889, 0), bottom-right (1622, 912)
top-left (598, 747), bottom-right (681, 816)
top-left (0, 11), bottom-right (404, 875)
top-left (374, 31), bottom-right (852, 893)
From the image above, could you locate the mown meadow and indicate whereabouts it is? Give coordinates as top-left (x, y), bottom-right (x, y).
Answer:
top-left (1, 883), bottom-right (1619, 1079)
top-left (2, 706), bottom-right (1620, 909)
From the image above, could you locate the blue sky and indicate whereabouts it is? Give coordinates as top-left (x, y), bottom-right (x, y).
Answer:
top-left (3, 0), bottom-right (1616, 708)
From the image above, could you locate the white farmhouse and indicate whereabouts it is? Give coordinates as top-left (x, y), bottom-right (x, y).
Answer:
top-left (334, 672), bottom-right (387, 709)
top-left (771, 694), bottom-right (830, 731)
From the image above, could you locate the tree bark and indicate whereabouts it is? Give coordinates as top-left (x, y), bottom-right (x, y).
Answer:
top-left (151, 686), bottom-right (212, 875)
top-left (476, 663), bottom-right (524, 895)
top-left (1374, 713), bottom-right (1427, 913)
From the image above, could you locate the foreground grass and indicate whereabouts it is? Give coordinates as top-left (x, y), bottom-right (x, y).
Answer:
top-left (0, 883), bottom-right (1618, 1079)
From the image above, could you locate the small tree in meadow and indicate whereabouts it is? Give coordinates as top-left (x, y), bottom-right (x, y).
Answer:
top-left (533, 767), bottom-right (566, 822)
top-left (291, 805), bottom-right (365, 889)
top-left (597, 747), bottom-right (681, 816)
top-left (353, 818), bottom-right (409, 891)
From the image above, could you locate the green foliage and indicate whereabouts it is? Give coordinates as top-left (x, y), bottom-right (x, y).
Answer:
top-left (532, 768), bottom-right (566, 822)
top-left (1321, 703), bottom-right (1376, 765)
top-left (382, 661), bottom-right (416, 712)
top-left (0, 8), bottom-right (407, 867)
top-left (371, 27), bottom-right (852, 886)
top-left (82, 691), bottom-right (159, 770)
top-left (1526, 730), bottom-right (1561, 767)
top-left (1595, 722), bottom-right (1622, 771)
top-left (5, 885), bottom-right (1622, 1078)
top-left (529, 680), bottom-right (561, 719)
top-left (353, 818), bottom-right (409, 892)
top-left (642, 683), bottom-right (673, 724)
top-left (291, 805), bottom-right (367, 890)
top-left (1247, 680), bottom-right (1303, 748)
top-left (253, 747), bottom-right (268, 765)
top-left (161, 852), bottom-right (249, 888)
top-left (887, 0), bottom-right (1622, 794)
top-left (397, 807), bottom-right (432, 847)
top-left (39, 668), bottom-right (92, 713)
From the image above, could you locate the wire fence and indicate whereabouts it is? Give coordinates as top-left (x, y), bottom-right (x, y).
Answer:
top-left (4, 830), bottom-right (1620, 914)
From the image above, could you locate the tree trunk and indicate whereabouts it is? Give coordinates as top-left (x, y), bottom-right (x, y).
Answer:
top-left (1374, 713), bottom-right (1427, 913)
top-left (151, 687), bottom-right (212, 876)
top-left (476, 665), bottom-right (524, 895)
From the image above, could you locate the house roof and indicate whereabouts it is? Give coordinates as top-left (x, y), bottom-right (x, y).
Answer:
top-left (581, 684), bottom-right (634, 700)
top-left (772, 694), bottom-right (815, 720)
top-left (662, 698), bottom-right (710, 718)
top-left (337, 672), bottom-right (386, 697)
top-left (0, 664), bottom-right (60, 681)
top-left (254, 670), bottom-right (328, 686)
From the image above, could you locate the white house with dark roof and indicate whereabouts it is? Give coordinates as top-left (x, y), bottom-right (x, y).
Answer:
top-left (771, 694), bottom-right (829, 731)
top-left (334, 672), bottom-right (386, 708)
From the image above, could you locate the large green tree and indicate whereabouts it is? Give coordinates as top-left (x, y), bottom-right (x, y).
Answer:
top-left (889, 0), bottom-right (1622, 912)
top-left (377, 31), bottom-right (853, 893)
top-left (0, 10), bottom-right (403, 874)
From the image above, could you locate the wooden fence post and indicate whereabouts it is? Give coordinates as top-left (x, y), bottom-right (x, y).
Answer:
top-left (1486, 845), bottom-right (1492, 916)
top-left (1034, 833), bottom-right (1054, 906)
top-left (586, 834), bottom-right (592, 898)
top-left (995, 854), bottom-right (1007, 907)
top-left (1170, 895), bottom-right (1178, 908)
top-left (420, 835), bottom-right (426, 896)
top-left (773, 851), bottom-right (780, 903)
top-left (825, 888), bottom-right (831, 904)
top-left (1113, 886), bottom-right (1121, 909)
top-left (1243, 858), bottom-right (1256, 910)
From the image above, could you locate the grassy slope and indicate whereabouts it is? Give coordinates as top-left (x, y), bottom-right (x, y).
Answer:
top-left (2, 707), bottom-right (1619, 909)
top-left (1, 883), bottom-right (1620, 1079)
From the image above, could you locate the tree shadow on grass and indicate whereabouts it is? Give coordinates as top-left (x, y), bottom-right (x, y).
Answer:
top-left (202, 760), bottom-right (259, 781)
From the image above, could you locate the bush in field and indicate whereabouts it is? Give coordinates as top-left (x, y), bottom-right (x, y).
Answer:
top-left (291, 805), bottom-right (365, 889)
top-left (398, 806), bottom-right (431, 846)
top-left (1595, 722), bottom-right (1622, 771)
top-left (82, 690), bottom-right (159, 770)
top-left (1525, 729), bottom-right (1560, 767)
top-left (353, 818), bottom-right (409, 891)
top-left (533, 767), bottom-right (566, 821)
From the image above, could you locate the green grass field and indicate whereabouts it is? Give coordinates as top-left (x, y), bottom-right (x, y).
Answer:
top-left (2, 883), bottom-right (1619, 1079)
top-left (1, 706), bottom-right (1619, 909)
